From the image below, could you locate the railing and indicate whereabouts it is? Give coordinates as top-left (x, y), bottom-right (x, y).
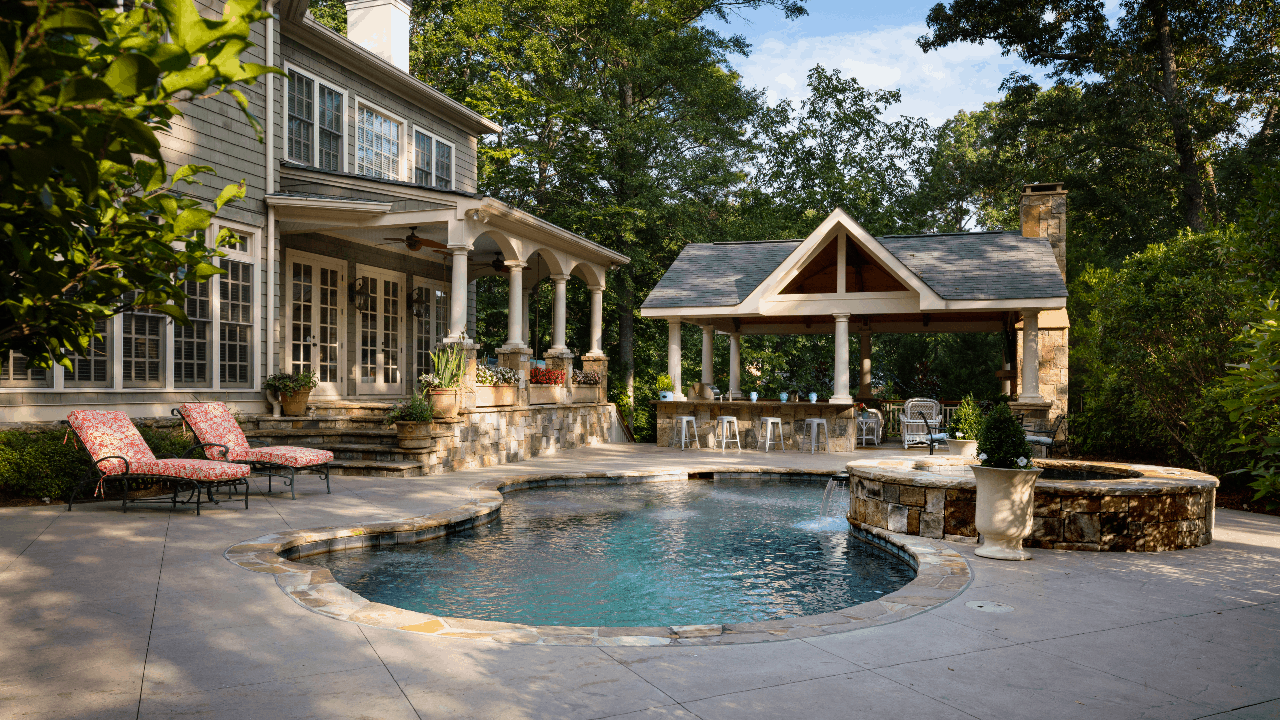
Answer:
top-left (880, 401), bottom-right (962, 438)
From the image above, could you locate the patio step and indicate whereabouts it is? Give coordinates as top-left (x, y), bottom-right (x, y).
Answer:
top-left (240, 414), bottom-right (387, 431)
top-left (243, 428), bottom-right (400, 448)
top-left (327, 459), bottom-right (425, 477)
top-left (322, 443), bottom-right (434, 463)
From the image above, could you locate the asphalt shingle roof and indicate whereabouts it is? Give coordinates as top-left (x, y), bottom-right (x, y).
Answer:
top-left (640, 231), bottom-right (1066, 309)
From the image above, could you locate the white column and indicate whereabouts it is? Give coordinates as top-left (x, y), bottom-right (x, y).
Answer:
top-left (701, 325), bottom-right (714, 385)
top-left (859, 330), bottom-right (872, 398)
top-left (831, 313), bottom-right (852, 403)
top-left (503, 262), bottom-right (526, 349)
top-left (1021, 310), bottom-right (1042, 401)
top-left (585, 286), bottom-right (604, 357)
top-left (729, 332), bottom-right (741, 397)
top-left (667, 318), bottom-right (684, 400)
top-left (550, 273), bottom-right (569, 351)
top-left (448, 248), bottom-right (468, 340)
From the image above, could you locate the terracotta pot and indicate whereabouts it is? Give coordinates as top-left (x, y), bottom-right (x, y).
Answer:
top-left (947, 438), bottom-right (979, 459)
top-left (528, 384), bottom-right (564, 405)
top-left (395, 421), bottom-right (434, 449)
top-left (474, 385), bottom-right (518, 407)
top-left (428, 389), bottom-right (460, 419)
top-left (971, 465), bottom-right (1044, 561)
top-left (279, 389), bottom-right (311, 416)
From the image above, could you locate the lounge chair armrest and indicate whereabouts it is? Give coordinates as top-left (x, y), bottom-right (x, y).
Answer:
top-left (180, 442), bottom-right (232, 460)
top-left (94, 455), bottom-right (130, 476)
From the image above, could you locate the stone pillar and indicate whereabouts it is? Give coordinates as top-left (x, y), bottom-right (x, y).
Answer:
top-left (1020, 310), bottom-right (1041, 402)
top-left (858, 330), bottom-right (872, 399)
top-left (701, 325), bottom-right (714, 385)
top-left (496, 346), bottom-right (532, 389)
top-left (448, 248), bottom-right (468, 341)
top-left (667, 318), bottom-right (685, 400)
top-left (584, 286), bottom-right (605, 359)
top-left (581, 356), bottom-right (608, 401)
top-left (502, 261), bottom-right (526, 349)
top-left (728, 332), bottom-right (741, 398)
top-left (550, 274), bottom-right (569, 351)
top-left (831, 313), bottom-right (852, 403)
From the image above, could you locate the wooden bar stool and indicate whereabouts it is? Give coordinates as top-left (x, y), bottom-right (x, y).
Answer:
top-left (759, 417), bottom-right (784, 452)
top-left (674, 416), bottom-right (699, 449)
top-left (715, 416), bottom-right (741, 451)
top-left (803, 418), bottom-right (829, 454)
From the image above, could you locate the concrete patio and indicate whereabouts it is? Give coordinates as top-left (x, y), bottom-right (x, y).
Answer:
top-left (2, 444), bottom-right (1278, 720)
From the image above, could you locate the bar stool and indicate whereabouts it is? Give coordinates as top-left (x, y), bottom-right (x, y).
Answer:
top-left (674, 416), bottom-right (698, 449)
top-left (715, 416), bottom-right (741, 451)
top-left (803, 418), bottom-right (829, 454)
top-left (759, 417), bottom-right (784, 452)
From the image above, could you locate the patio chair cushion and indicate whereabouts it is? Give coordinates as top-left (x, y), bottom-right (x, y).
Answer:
top-left (179, 402), bottom-right (251, 460)
top-left (67, 410), bottom-right (157, 475)
top-left (1026, 435), bottom-right (1054, 446)
top-left (239, 446), bottom-right (334, 468)
top-left (927, 433), bottom-right (949, 442)
top-left (128, 459), bottom-right (250, 480)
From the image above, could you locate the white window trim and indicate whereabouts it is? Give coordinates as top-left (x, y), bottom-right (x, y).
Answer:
top-left (410, 126), bottom-right (455, 190)
top-left (285, 63), bottom-right (349, 173)
top-left (355, 96), bottom-right (407, 182)
top-left (285, 249), bottom-right (347, 396)
top-left (211, 220), bottom-right (262, 392)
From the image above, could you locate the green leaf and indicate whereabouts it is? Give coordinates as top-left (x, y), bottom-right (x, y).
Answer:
top-left (103, 54), bottom-right (161, 97)
top-left (174, 207), bottom-right (214, 236)
top-left (44, 8), bottom-right (105, 38)
top-left (213, 181), bottom-right (245, 210)
top-left (110, 116), bottom-right (162, 161)
top-left (147, 303), bottom-right (190, 325)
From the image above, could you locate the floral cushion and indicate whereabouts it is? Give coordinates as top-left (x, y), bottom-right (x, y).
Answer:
top-left (128, 459), bottom-right (250, 480)
top-left (67, 410), bottom-right (157, 476)
top-left (240, 446), bottom-right (334, 468)
top-left (179, 402), bottom-right (251, 460)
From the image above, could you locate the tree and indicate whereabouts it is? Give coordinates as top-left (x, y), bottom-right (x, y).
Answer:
top-left (0, 0), bottom-right (273, 368)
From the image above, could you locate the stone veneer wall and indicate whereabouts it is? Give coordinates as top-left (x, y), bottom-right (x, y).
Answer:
top-left (848, 459), bottom-right (1217, 552)
top-left (412, 403), bottom-right (619, 474)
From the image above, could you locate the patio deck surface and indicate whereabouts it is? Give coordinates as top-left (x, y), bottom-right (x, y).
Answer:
top-left (3, 443), bottom-right (1278, 720)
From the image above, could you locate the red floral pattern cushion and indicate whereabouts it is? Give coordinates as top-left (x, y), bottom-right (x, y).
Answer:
top-left (239, 446), bottom-right (334, 468)
top-left (179, 402), bottom-right (250, 460)
top-left (129, 459), bottom-right (250, 480)
top-left (67, 410), bottom-right (157, 476)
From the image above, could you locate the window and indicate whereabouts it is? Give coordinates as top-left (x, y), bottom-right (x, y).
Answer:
top-left (122, 308), bottom-right (164, 388)
top-left (318, 85), bottom-right (343, 172)
top-left (219, 258), bottom-right (254, 387)
top-left (413, 280), bottom-right (449, 384)
top-left (414, 130), bottom-right (453, 190)
top-left (434, 288), bottom-right (449, 346)
top-left (174, 278), bottom-right (211, 386)
top-left (66, 319), bottom-right (110, 387)
top-left (357, 105), bottom-right (401, 179)
top-left (287, 69), bottom-right (314, 164)
top-left (434, 140), bottom-right (453, 190)
top-left (0, 351), bottom-right (51, 387)
top-left (414, 131), bottom-right (432, 187)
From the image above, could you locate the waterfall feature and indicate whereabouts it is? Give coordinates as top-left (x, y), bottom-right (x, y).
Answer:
top-left (819, 475), bottom-right (850, 519)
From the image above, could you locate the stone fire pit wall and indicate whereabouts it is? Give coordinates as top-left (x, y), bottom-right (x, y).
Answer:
top-left (847, 458), bottom-right (1218, 552)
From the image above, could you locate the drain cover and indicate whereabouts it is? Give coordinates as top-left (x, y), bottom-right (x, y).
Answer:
top-left (965, 601), bottom-right (1014, 613)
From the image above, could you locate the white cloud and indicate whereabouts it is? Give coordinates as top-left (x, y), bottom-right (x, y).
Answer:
top-left (731, 23), bottom-right (1043, 124)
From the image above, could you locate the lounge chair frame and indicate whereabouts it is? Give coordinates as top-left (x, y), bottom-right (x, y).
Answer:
top-left (65, 437), bottom-right (250, 515)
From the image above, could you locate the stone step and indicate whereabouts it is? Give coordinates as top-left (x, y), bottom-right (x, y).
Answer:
top-left (327, 459), bottom-right (425, 477)
top-left (241, 414), bottom-right (387, 431)
top-left (323, 443), bottom-right (434, 462)
top-left (243, 428), bottom-right (400, 447)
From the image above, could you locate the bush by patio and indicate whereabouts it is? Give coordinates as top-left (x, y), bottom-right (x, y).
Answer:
top-left (0, 424), bottom-right (191, 500)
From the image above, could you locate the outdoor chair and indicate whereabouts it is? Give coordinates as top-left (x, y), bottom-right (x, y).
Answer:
top-left (901, 398), bottom-right (942, 449)
top-left (176, 403), bottom-right (333, 500)
top-left (914, 410), bottom-right (949, 455)
top-left (65, 410), bottom-right (250, 515)
top-left (1024, 414), bottom-right (1066, 458)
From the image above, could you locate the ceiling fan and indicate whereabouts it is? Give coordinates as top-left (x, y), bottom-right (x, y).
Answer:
top-left (468, 251), bottom-right (510, 273)
top-left (378, 227), bottom-right (448, 253)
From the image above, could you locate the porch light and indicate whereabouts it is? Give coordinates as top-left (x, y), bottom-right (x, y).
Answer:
top-left (349, 277), bottom-right (371, 309)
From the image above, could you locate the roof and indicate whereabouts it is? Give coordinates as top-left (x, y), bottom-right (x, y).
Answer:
top-left (643, 241), bottom-right (801, 309)
top-left (641, 230), bottom-right (1066, 309)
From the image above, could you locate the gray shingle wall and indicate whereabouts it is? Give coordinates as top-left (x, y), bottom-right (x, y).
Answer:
top-left (642, 242), bottom-right (801, 309)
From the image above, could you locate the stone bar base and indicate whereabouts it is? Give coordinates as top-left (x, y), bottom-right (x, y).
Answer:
top-left (655, 400), bottom-right (869, 451)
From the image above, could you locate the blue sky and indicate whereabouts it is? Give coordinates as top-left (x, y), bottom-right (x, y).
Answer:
top-left (704, 0), bottom-right (1050, 124)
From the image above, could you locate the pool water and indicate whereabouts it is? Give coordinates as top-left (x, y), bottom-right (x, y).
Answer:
top-left (301, 478), bottom-right (915, 628)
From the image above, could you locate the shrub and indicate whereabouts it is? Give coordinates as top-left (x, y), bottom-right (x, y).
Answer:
top-left (530, 368), bottom-right (565, 385)
top-left (264, 371), bottom-right (318, 394)
top-left (1222, 296), bottom-right (1280, 508)
top-left (385, 394), bottom-right (436, 424)
top-left (950, 394), bottom-right (983, 440)
top-left (655, 374), bottom-right (674, 392)
top-left (976, 403), bottom-right (1034, 469)
top-left (0, 423), bottom-right (191, 500)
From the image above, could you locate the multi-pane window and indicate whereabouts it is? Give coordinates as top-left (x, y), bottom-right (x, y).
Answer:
top-left (287, 69), bottom-right (314, 164)
top-left (122, 308), bottom-right (164, 387)
top-left (219, 258), bottom-right (254, 387)
top-left (0, 351), bottom-right (51, 387)
top-left (318, 85), bottom-right (343, 172)
top-left (174, 279), bottom-right (211, 386)
top-left (357, 106), bottom-right (400, 179)
top-left (67, 319), bottom-right (110, 387)
top-left (414, 131), bottom-right (432, 187)
top-left (433, 289), bottom-right (449, 347)
top-left (434, 141), bottom-right (452, 190)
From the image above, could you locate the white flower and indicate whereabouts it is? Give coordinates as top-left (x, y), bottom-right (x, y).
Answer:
top-left (978, 453), bottom-right (988, 461)
top-left (955, 432), bottom-right (964, 439)
top-left (1017, 457), bottom-right (1028, 467)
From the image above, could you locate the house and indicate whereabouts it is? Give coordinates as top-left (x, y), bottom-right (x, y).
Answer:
top-left (0, 0), bottom-right (627, 439)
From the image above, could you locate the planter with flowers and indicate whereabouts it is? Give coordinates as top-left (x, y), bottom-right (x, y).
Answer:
top-left (385, 393), bottom-right (437, 449)
top-left (947, 394), bottom-right (983, 459)
top-left (528, 367), bottom-right (566, 405)
top-left (571, 369), bottom-right (602, 403)
top-left (265, 371), bottom-right (318, 416)
top-left (474, 365), bottom-right (520, 407)
top-left (971, 402), bottom-right (1042, 561)
top-left (420, 345), bottom-right (466, 419)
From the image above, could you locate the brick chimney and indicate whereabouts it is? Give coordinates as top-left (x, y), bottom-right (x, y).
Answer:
top-left (1020, 182), bottom-right (1067, 280)
top-left (345, 0), bottom-right (411, 73)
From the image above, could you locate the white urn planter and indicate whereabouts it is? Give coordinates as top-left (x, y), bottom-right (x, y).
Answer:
top-left (947, 438), bottom-right (979, 459)
top-left (970, 465), bottom-right (1043, 561)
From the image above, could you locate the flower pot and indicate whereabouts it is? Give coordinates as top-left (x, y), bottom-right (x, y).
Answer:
top-left (395, 421), bottom-right (435, 449)
top-left (947, 438), bottom-right (979, 459)
top-left (779, 392), bottom-right (789, 403)
top-left (970, 465), bottom-right (1043, 561)
top-left (809, 393), bottom-right (818, 403)
top-left (428, 389), bottom-right (460, 419)
top-left (659, 391), bottom-right (675, 401)
top-left (529, 384), bottom-right (564, 405)
top-left (279, 389), bottom-right (311, 417)
top-left (571, 385), bottom-right (601, 403)
top-left (750, 392), bottom-right (758, 402)
top-left (474, 384), bottom-right (518, 407)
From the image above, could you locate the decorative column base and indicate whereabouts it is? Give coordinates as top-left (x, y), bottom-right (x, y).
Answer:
top-left (828, 396), bottom-right (854, 405)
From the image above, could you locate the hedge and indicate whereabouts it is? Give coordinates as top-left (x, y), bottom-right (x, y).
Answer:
top-left (0, 424), bottom-right (191, 501)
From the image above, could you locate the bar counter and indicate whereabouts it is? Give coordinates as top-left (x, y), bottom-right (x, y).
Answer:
top-left (653, 399), bottom-right (882, 452)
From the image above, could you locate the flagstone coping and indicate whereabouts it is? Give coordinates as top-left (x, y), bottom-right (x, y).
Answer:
top-left (225, 467), bottom-right (971, 645)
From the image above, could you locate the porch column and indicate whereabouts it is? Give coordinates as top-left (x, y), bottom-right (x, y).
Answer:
top-left (550, 273), bottom-right (569, 351)
top-left (668, 318), bottom-right (685, 400)
top-left (503, 261), bottom-right (527, 349)
top-left (701, 325), bottom-right (714, 385)
top-left (1021, 310), bottom-right (1042, 401)
top-left (585, 286), bottom-right (604, 357)
top-left (859, 330), bottom-right (872, 398)
top-left (729, 332), bottom-right (742, 398)
top-left (831, 313), bottom-right (852, 403)
top-left (448, 248), bottom-right (468, 340)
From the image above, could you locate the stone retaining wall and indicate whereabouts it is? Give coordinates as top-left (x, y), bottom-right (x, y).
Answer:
top-left (414, 403), bottom-right (620, 474)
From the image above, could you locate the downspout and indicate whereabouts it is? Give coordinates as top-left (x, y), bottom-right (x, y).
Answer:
top-left (264, 1), bottom-right (281, 417)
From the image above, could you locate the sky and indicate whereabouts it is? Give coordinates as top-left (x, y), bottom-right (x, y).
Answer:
top-left (703, 0), bottom-right (1050, 125)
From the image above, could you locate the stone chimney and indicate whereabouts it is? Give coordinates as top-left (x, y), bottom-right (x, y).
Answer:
top-left (345, 0), bottom-right (411, 73)
top-left (1020, 182), bottom-right (1067, 280)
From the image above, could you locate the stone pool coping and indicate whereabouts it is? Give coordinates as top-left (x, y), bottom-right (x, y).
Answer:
top-left (225, 466), bottom-right (971, 646)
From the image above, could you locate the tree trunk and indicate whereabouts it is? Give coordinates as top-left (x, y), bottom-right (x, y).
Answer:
top-left (1153, 0), bottom-right (1205, 231)
top-left (619, 267), bottom-right (635, 413)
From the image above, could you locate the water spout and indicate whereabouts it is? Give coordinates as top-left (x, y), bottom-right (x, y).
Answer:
top-left (819, 474), bottom-right (850, 519)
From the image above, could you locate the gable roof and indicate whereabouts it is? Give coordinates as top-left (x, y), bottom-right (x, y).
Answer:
top-left (643, 241), bottom-right (801, 309)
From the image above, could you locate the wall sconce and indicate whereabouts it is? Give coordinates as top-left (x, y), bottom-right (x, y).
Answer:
top-left (348, 277), bottom-right (371, 309)
top-left (410, 287), bottom-right (429, 318)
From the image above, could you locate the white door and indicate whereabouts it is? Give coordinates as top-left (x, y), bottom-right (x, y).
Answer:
top-left (357, 266), bottom-right (405, 395)
top-left (287, 251), bottom-right (345, 397)
top-left (411, 277), bottom-right (449, 390)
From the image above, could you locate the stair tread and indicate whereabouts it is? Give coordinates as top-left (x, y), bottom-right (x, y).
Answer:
top-left (328, 459), bottom-right (423, 469)
top-left (244, 428), bottom-right (395, 437)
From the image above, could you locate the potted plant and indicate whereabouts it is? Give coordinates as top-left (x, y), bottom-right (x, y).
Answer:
top-left (474, 365), bottom-right (520, 407)
top-left (971, 402), bottom-right (1042, 561)
top-left (265, 371), bottom-right (318, 416)
top-left (529, 367), bottom-right (566, 405)
top-left (656, 374), bottom-right (675, 402)
top-left (385, 393), bottom-right (436, 449)
top-left (947, 394), bottom-right (983, 459)
top-left (572, 368), bottom-right (602, 403)
top-left (421, 344), bottom-right (466, 419)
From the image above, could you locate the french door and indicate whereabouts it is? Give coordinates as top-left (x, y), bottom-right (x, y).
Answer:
top-left (356, 265), bottom-right (405, 395)
top-left (287, 251), bottom-right (345, 397)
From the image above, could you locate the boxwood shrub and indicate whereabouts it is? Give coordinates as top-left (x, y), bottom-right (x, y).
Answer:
top-left (0, 424), bottom-right (192, 501)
